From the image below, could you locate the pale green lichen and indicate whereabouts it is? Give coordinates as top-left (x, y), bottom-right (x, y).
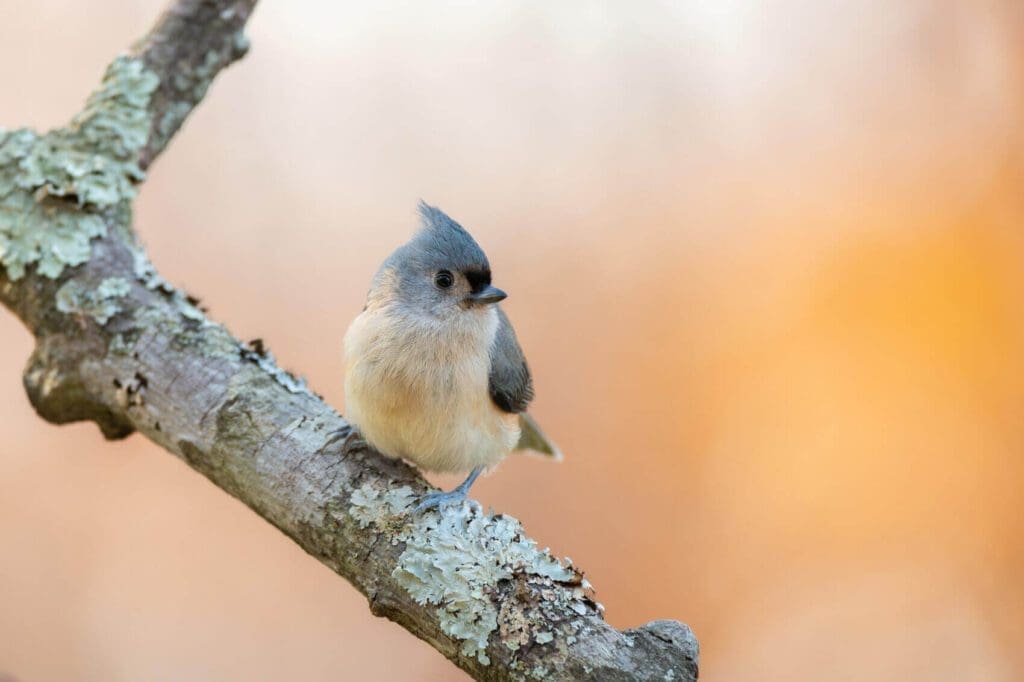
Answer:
top-left (529, 663), bottom-right (550, 679)
top-left (238, 338), bottom-right (310, 395)
top-left (349, 485), bottom-right (417, 528)
top-left (198, 50), bottom-right (222, 80)
top-left (56, 276), bottom-right (131, 325)
top-left (157, 102), bottom-right (193, 139)
top-left (233, 32), bottom-right (251, 54)
top-left (348, 484), bottom-right (586, 667)
top-left (0, 56), bottom-right (158, 281)
top-left (181, 303), bottom-right (207, 322)
top-left (97, 276), bottom-right (131, 299)
top-left (180, 51), bottom-right (222, 102)
top-left (108, 332), bottom-right (133, 355)
top-left (0, 184), bottom-right (106, 278)
top-left (132, 248), bottom-right (212, 323)
top-left (132, 249), bottom-right (174, 293)
top-left (55, 274), bottom-right (131, 323)
top-left (71, 56), bottom-right (160, 158)
top-left (133, 248), bottom-right (309, 394)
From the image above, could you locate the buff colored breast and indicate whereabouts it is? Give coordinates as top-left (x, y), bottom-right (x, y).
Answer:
top-left (343, 301), bottom-right (520, 474)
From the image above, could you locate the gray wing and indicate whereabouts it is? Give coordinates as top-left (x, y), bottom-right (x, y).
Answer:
top-left (516, 412), bottom-right (562, 459)
top-left (488, 307), bottom-right (534, 414)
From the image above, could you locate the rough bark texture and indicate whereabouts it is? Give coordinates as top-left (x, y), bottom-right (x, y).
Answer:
top-left (0, 2), bottom-right (699, 680)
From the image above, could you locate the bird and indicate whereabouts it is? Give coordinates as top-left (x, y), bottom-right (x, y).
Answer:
top-left (340, 201), bottom-right (560, 511)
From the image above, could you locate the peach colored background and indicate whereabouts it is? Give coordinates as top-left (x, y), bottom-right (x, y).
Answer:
top-left (2, 1), bottom-right (1024, 679)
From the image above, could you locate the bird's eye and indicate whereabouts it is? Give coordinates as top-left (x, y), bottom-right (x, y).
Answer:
top-left (434, 270), bottom-right (454, 289)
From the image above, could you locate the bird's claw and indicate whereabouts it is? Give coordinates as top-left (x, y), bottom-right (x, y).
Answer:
top-left (415, 488), bottom-right (469, 513)
top-left (323, 425), bottom-right (366, 454)
top-left (415, 466), bottom-right (482, 513)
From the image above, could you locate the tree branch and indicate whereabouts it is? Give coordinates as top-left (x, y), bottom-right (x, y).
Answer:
top-left (0, 2), bottom-right (698, 679)
top-left (130, 0), bottom-right (256, 169)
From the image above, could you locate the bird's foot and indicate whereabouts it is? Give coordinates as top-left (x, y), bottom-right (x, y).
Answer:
top-left (415, 487), bottom-right (470, 512)
top-left (414, 466), bottom-right (483, 513)
top-left (323, 425), bottom-right (366, 454)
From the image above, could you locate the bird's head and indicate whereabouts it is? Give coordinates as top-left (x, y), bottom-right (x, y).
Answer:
top-left (369, 202), bottom-right (507, 321)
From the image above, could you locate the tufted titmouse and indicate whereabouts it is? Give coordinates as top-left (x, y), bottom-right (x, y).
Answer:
top-left (342, 202), bottom-right (560, 511)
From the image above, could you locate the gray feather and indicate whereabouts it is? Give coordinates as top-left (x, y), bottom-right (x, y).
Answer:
top-left (488, 307), bottom-right (534, 413)
top-left (516, 412), bottom-right (562, 459)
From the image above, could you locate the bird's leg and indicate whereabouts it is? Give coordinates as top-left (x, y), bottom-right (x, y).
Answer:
top-left (323, 424), bottom-right (366, 454)
top-left (415, 466), bottom-right (483, 512)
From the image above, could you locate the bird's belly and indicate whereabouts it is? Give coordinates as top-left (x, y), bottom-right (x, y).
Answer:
top-left (345, 356), bottom-right (519, 474)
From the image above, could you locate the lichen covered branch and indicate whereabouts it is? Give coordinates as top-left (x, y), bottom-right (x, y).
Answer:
top-left (131, 0), bottom-right (256, 169)
top-left (0, 1), bottom-right (698, 679)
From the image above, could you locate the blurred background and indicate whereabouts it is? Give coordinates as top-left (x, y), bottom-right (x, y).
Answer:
top-left (2, 0), bottom-right (1023, 679)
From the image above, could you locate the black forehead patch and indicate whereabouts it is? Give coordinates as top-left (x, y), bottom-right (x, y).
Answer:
top-left (463, 266), bottom-right (492, 293)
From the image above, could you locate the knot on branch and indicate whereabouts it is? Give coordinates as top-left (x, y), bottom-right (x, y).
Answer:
top-left (625, 620), bottom-right (699, 680)
top-left (23, 334), bottom-right (134, 439)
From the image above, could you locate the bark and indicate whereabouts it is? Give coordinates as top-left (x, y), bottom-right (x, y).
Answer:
top-left (0, 2), bottom-right (699, 680)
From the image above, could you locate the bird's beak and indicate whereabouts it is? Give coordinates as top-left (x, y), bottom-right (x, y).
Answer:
top-left (466, 285), bottom-right (507, 306)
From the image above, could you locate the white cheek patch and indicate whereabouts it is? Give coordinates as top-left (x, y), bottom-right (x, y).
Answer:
top-left (365, 267), bottom-right (399, 310)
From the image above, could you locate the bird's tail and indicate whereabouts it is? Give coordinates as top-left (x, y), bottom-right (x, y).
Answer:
top-left (515, 412), bottom-right (563, 461)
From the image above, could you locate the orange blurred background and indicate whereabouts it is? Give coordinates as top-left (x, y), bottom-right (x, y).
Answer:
top-left (2, 0), bottom-right (1024, 679)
